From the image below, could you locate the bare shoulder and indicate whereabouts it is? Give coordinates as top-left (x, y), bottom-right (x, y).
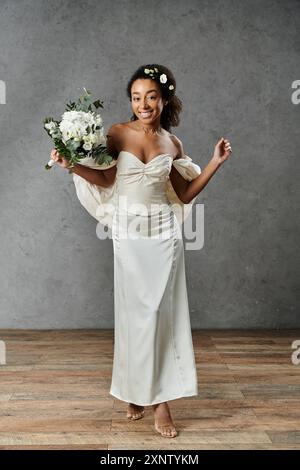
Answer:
top-left (168, 132), bottom-right (182, 146)
top-left (105, 123), bottom-right (126, 157)
top-left (106, 122), bottom-right (125, 138)
top-left (106, 122), bottom-right (133, 140)
top-left (167, 132), bottom-right (184, 159)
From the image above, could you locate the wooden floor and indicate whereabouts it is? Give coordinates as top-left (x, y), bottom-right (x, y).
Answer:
top-left (0, 329), bottom-right (299, 450)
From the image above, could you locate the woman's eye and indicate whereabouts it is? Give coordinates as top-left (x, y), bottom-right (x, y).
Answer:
top-left (133, 96), bottom-right (156, 101)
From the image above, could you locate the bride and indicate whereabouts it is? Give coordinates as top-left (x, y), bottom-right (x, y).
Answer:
top-left (50, 63), bottom-right (232, 438)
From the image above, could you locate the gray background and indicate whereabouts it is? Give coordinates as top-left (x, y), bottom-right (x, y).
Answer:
top-left (0, 0), bottom-right (299, 329)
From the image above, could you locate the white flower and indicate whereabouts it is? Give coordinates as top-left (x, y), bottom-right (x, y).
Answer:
top-left (57, 109), bottom-right (104, 152)
top-left (83, 134), bottom-right (96, 145)
top-left (160, 74), bottom-right (167, 84)
top-left (95, 114), bottom-right (103, 126)
top-left (45, 121), bottom-right (57, 132)
top-left (144, 68), bottom-right (150, 74)
top-left (83, 141), bottom-right (93, 151)
top-left (169, 84), bottom-right (174, 90)
top-left (59, 110), bottom-right (96, 141)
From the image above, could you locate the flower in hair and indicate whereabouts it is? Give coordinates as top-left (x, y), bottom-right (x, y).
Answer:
top-left (143, 67), bottom-right (175, 94)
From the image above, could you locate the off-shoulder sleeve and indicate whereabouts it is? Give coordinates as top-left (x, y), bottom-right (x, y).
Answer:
top-left (71, 156), bottom-right (118, 229)
top-left (166, 154), bottom-right (201, 225)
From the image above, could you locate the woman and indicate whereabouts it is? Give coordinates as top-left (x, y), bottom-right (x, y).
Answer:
top-left (50, 64), bottom-right (232, 438)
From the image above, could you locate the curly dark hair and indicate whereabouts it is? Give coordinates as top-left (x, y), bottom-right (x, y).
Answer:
top-left (126, 64), bottom-right (182, 132)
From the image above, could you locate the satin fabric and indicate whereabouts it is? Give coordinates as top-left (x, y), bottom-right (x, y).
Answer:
top-left (71, 151), bottom-right (201, 228)
top-left (70, 150), bottom-right (201, 405)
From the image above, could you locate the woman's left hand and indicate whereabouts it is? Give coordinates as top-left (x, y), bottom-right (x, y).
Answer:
top-left (212, 137), bottom-right (232, 165)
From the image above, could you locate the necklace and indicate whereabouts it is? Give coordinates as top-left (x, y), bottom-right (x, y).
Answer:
top-left (137, 123), bottom-right (163, 135)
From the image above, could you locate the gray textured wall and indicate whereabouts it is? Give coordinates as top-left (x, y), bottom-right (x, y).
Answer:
top-left (0, 0), bottom-right (299, 329)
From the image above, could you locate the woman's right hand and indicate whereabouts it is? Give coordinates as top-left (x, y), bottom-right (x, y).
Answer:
top-left (50, 148), bottom-right (70, 169)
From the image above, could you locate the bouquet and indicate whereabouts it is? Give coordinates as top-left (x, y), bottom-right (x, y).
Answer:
top-left (44, 87), bottom-right (113, 169)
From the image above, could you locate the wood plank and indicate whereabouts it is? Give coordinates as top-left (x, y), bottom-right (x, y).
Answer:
top-left (0, 329), bottom-right (299, 449)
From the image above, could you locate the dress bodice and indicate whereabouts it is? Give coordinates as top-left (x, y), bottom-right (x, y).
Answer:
top-left (115, 151), bottom-right (173, 215)
top-left (117, 150), bottom-right (173, 176)
top-left (71, 149), bottom-right (202, 229)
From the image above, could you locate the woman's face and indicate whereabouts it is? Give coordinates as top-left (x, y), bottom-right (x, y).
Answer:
top-left (130, 78), bottom-right (167, 124)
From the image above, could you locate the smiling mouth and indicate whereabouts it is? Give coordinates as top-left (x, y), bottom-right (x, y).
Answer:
top-left (139, 111), bottom-right (153, 118)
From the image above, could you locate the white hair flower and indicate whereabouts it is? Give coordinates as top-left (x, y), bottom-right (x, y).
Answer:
top-left (159, 74), bottom-right (167, 84)
top-left (142, 67), bottom-right (175, 94)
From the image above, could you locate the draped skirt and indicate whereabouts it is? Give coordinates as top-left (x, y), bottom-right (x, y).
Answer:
top-left (109, 204), bottom-right (198, 405)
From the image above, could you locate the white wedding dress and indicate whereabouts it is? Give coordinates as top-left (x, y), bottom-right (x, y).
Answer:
top-left (71, 149), bottom-right (201, 406)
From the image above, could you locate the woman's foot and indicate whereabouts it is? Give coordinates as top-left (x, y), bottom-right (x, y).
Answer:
top-left (153, 402), bottom-right (178, 438)
top-left (126, 403), bottom-right (145, 420)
